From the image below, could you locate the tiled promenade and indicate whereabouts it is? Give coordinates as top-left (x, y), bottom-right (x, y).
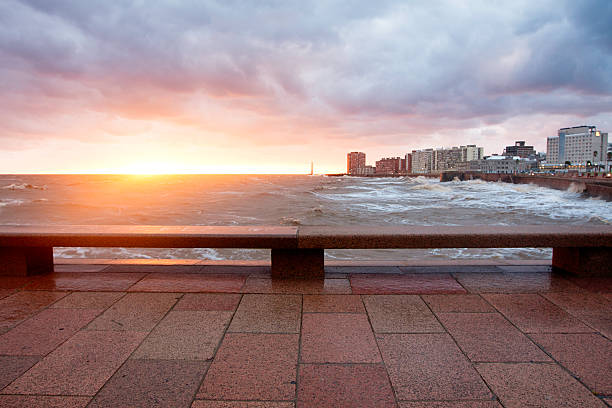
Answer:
top-left (0, 260), bottom-right (611, 407)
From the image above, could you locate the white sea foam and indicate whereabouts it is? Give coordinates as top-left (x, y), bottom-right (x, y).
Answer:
top-left (2, 183), bottom-right (47, 190)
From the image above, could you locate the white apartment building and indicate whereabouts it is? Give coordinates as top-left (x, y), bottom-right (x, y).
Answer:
top-left (411, 149), bottom-right (434, 173)
top-left (416, 145), bottom-right (484, 173)
top-left (547, 126), bottom-right (608, 166)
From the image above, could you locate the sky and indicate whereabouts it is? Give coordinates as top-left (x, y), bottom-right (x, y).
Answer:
top-left (1, 0), bottom-right (611, 174)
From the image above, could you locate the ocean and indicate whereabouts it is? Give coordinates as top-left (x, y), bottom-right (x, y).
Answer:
top-left (1, 174), bottom-right (610, 261)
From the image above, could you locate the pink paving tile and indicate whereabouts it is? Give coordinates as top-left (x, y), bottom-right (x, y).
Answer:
top-left (455, 273), bottom-right (579, 293)
top-left (0, 356), bottom-right (39, 390)
top-left (53, 264), bottom-right (109, 273)
top-left (174, 293), bottom-right (242, 311)
top-left (49, 292), bottom-right (125, 309)
top-left (192, 402), bottom-right (293, 408)
top-left (437, 313), bottom-right (550, 362)
top-left (128, 273), bottom-right (245, 292)
top-left (132, 311), bottom-right (232, 360)
top-left (197, 333), bottom-right (299, 401)
top-left (567, 277), bottom-right (612, 293)
top-left (422, 294), bottom-right (495, 312)
top-left (228, 294), bottom-right (301, 333)
top-left (297, 364), bottom-right (396, 408)
top-left (378, 333), bottom-right (492, 401)
top-left (0, 277), bottom-right (35, 290)
top-left (303, 294), bottom-right (365, 313)
top-left (363, 295), bottom-right (443, 333)
top-left (0, 289), bottom-right (14, 300)
top-left (0, 308), bottom-right (102, 356)
top-left (530, 333), bottom-right (612, 395)
top-left (3, 330), bottom-right (147, 396)
top-left (241, 278), bottom-right (351, 294)
top-left (88, 359), bottom-right (208, 408)
top-left (399, 403), bottom-right (502, 408)
top-left (0, 396), bottom-right (91, 407)
top-left (350, 273), bottom-right (465, 295)
top-left (86, 292), bottom-right (180, 331)
top-left (483, 294), bottom-right (593, 333)
top-left (0, 291), bottom-right (67, 334)
top-left (476, 363), bottom-right (605, 407)
top-left (24, 273), bottom-right (146, 291)
top-left (104, 264), bottom-right (203, 273)
top-left (542, 291), bottom-right (612, 338)
top-left (300, 313), bottom-right (381, 363)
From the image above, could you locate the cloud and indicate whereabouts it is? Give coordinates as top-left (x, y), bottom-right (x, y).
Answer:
top-left (0, 0), bottom-right (610, 170)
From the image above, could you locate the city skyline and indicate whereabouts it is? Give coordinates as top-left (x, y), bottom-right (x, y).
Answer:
top-left (0, 1), bottom-right (611, 174)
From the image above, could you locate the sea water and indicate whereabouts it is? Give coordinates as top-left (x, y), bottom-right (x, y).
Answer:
top-left (0, 174), bottom-right (609, 260)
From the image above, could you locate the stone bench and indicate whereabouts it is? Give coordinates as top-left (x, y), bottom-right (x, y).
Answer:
top-left (0, 225), bottom-right (611, 278)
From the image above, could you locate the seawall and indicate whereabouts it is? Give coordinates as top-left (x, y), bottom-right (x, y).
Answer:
top-left (441, 171), bottom-right (612, 200)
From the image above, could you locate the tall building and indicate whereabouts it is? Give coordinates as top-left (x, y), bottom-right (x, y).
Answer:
top-left (411, 149), bottom-right (434, 173)
top-left (347, 152), bottom-right (366, 174)
top-left (375, 157), bottom-right (402, 174)
top-left (503, 141), bottom-right (535, 158)
top-left (547, 126), bottom-right (609, 166)
top-left (405, 153), bottom-right (412, 173)
top-left (414, 145), bottom-right (483, 173)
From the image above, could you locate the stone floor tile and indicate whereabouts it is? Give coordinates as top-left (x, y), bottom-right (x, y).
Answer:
top-left (192, 402), bottom-right (294, 408)
top-left (197, 333), bottom-right (298, 401)
top-left (455, 273), bottom-right (578, 293)
top-left (0, 291), bottom-right (67, 334)
top-left (54, 264), bottom-right (109, 273)
top-left (0, 356), bottom-right (39, 390)
top-left (132, 311), bottom-right (232, 360)
top-left (327, 266), bottom-right (403, 274)
top-left (0, 277), bottom-right (35, 290)
top-left (228, 295), bottom-right (301, 333)
top-left (350, 273), bottom-right (465, 295)
top-left (241, 278), bottom-right (352, 294)
top-left (422, 294), bottom-right (495, 313)
top-left (86, 292), bottom-right (180, 331)
top-left (174, 293), bottom-right (242, 311)
top-left (483, 294), bottom-right (593, 333)
top-left (88, 359), bottom-right (208, 408)
top-left (302, 294), bottom-right (365, 313)
top-left (0, 289), bottom-right (13, 300)
top-left (399, 402), bottom-right (502, 408)
top-left (297, 364), bottom-right (396, 408)
top-left (476, 363), bottom-right (606, 407)
top-left (567, 277), bottom-right (612, 293)
top-left (104, 264), bottom-right (203, 273)
top-left (530, 333), bottom-right (612, 395)
top-left (437, 313), bottom-right (550, 362)
top-left (200, 265), bottom-right (270, 275)
top-left (3, 330), bottom-right (147, 396)
top-left (300, 313), bottom-right (381, 363)
top-left (24, 273), bottom-right (146, 291)
top-left (128, 273), bottom-right (245, 292)
top-left (399, 265), bottom-right (503, 273)
top-left (496, 265), bottom-right (552, 273)
top-left (364, 295), bottom-right (443, 333)
top-left (542, 292), bottom-right (612, 338)
top-left (50, 292), bottom-right (125, 309)
top-left (0, 308), bottom-right (102, 356)
top-left (0, 396), bottom-right (91, 408)
top-left (378, 333), bottom-right (492, 401)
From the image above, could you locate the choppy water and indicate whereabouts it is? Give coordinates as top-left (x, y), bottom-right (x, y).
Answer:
top-left (0, 174), bottom-right (610, 260)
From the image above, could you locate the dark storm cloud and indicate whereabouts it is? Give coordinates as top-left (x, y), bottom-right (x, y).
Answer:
top-left (0, 0), bottom-right (611, 146)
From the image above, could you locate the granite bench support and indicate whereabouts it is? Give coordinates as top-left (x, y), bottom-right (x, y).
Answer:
top-left (1, 225), bottom-right (611, 278)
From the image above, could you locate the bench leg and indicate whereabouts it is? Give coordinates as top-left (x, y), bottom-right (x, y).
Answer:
top-left (552, 247), bottom-right (611, 276)
top-left (271, 248), bottom-right (324, 278)
top-left (0, 247), bottom-right (54, 276)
